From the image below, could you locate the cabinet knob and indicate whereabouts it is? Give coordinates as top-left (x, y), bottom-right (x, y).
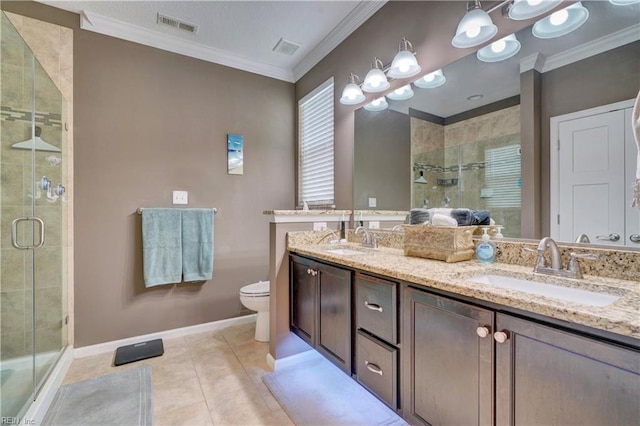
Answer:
top-left (493, 331), bottom-right (509, 343)
top-left (307, 268), bottom-right (311, 275)
top-left (365, 360), bottom-right (383, 376)
top-left (476, 326), bottom-right (490, 338)
top-left (311, 270), bottom-right (317, 276)
top-left (364, 301), bottom-right (383, 312)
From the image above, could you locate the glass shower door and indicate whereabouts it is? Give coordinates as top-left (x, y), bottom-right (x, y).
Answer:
top-left (1, 11), bottom-right (68, 419)
top-left (1, 12), bottom-right (37, 418)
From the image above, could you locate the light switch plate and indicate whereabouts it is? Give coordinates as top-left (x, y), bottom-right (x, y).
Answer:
top-left (369, 221), bottom-right (380, 229)
top-left (172, 190), bottom-right (188, 205)
top-left (368, 197), bottom-right (377, 208)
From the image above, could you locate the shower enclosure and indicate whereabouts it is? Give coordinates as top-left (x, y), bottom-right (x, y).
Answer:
top-left (1, 12), bottom-right (69, 419)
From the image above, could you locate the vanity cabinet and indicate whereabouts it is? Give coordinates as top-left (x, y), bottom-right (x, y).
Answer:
top-left (289, 254), bottom-right (352, 374)
top-left (355, 273), bottom-right (400, 409)
top-left (495, 313), bottom-right (640, 425)
top-left (402, 285), bottom-right (494, 425)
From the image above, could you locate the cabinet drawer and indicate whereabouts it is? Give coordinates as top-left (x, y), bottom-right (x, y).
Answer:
top-left (356, 273), bottom-right (398, 344)
top-left (356, 330), bottom-right (398, 409)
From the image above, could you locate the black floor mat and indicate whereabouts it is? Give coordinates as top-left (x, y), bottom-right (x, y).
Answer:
top-left (114, 339), bottom-right (164, 366)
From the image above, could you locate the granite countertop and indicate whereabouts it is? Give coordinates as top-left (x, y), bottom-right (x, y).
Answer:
top-left (288, 241), bottom-right (640, 341)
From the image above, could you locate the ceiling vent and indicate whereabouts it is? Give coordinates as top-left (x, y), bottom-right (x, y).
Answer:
top-left (272, 38), bottom-right (302, 56)
top-left (157, 13), bottom-right (198, 34)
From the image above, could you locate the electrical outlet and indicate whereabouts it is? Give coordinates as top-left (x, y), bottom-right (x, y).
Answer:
top-left (369, 221), bottom-right (380, 229)
top-left (313, 222), bottom-right (327, 231)
top-left (368, 197), bottom-right (377, 208)
top-left (172, 190), bottom-right (188, 205)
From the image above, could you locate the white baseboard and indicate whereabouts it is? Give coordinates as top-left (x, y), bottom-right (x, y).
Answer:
top-left (269, 349), bottom-right (320, 371)
top-left (24, 346), bottom-right (74, 425)
top-left (74, 314), bottom-right (257, 359)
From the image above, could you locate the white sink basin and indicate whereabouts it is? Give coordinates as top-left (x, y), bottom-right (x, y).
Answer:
top-left (324, 248), bottom-right (366, 256)
top-left (468, 274), bottom-right (620, 307)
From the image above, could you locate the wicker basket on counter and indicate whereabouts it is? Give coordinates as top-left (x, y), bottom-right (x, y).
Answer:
top-left (403, 225), bottom-right (478, 263)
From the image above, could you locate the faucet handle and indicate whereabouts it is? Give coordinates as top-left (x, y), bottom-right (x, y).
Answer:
top-left (567, 252), bottom-right (598, 279)
top-left (521, 247), bottom-right (537, 254)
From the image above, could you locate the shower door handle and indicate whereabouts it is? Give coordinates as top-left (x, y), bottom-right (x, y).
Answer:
top-left (11, 217), bottom-right (45, 250)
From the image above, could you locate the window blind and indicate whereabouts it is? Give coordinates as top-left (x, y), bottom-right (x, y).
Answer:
top-left (485, 144), bottom-right (521, 208)
top-left (298, 77), bottom-right (334, 207)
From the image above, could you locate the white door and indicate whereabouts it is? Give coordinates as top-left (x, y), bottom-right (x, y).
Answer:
top-left (625, 107), bottom-right (640, 248)
top-left (557, 110), bottom-right (625, 246)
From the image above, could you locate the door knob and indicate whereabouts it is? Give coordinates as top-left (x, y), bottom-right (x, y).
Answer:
top-left (630, 234), bottom-right (640, 243)
top-left (493, 331), bottom-right (509, 343)
top-left (476, 326), bottom-right (490, 338)
top-left (595, 233), bottom-right (620, 242)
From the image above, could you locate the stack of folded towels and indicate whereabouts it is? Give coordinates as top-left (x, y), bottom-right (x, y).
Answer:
top-left (409, 207), bottom-right (493, 227)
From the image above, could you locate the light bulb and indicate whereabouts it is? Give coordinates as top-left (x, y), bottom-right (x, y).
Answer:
top-left (371, 98), bottom-right (381, 106)
top-left (399, 63), bottom-right (410, 73)
top-left (550, 9), bottom-right (569, 26)
top-left (347, 93), bottom-right (356, 100)
top-left (466, 24), bottom-right (481, 38)
top-left (424, 73), bottom-right (435, 82)
top-left (491, 39), bottom-right (506, 53)
top-left (527, 0), bottom-right (543, 5)
top-left (394, 87), bottom-right (405, 95)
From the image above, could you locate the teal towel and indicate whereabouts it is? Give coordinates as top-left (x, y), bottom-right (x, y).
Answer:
top-left (181, 209), bottom-right (214, 282)
top-left (142, 209), bottom-right (182, 287)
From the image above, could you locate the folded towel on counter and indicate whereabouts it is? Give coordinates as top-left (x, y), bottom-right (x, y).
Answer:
top-left (409, 208), bottom-right (430, 225)
top-left (142, 209), bottom-right (182, 287)
top-left (431, 213), bottom-right (458, 227)
top-left (472, 210), bottom-right (491, 226)
top-left (425, 208), bottom-right (491, 226)
top-left (181, 208), bottom-right (214, 282)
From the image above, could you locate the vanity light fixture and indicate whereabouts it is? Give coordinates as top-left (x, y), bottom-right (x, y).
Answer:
top-left (340, 37), bottom-right (419, 107)
top-left (476, 33), bottom-right (521, 62)
top-left (414, 69), bottom-right (446, 89)
top-left (387, 84), bottom-right (414, 101)
top-left (414, 171), bottom-right (428, 184)
top-left (364, 96), bottom-right (389, 112)
top-left (452, 0), bottom-right (498, 48)
top-left (506, 0), bottom-right (562, 20)
top-left (388, 38), bottom-right (421, 79)
top-left (609, 0), bottom-right (640, 5)
top-left (532, 1), bottom-right (589, 39)
top-left (339, 73), bottom-right (366, 105)
top-left (362, 58), bottom-right (390, 93)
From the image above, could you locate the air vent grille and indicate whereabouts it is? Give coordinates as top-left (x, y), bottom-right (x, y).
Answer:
top-left (272, 38), bottom-right (302, 56)
top-left (157, 13), bottom-right (198, 34)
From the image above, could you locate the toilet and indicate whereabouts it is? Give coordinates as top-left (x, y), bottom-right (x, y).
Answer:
top-left (239, 281), bottom-right (270, 342)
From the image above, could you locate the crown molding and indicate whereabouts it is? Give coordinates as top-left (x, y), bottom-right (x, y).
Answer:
top-left (80, 11), bottom-right (294, 82)
top-left (520, 52), bottom-right (547, 73)
top-left (542, 23), bottom-right (640, 73)
top-left (292, 0), bottom-right (388, 82)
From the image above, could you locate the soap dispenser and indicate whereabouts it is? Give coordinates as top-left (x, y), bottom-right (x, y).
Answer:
top-left (476, 227), bottom-right (495, 264)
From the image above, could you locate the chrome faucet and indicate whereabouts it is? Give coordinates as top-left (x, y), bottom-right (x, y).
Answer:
top-left (355, 226), bottom-right (377, 248)
top-left (528, 237), bottom-right (597, 279)
top-left (535, 237), bottom-right (562, 273)
top-left (575, 233), bottom-right (590, 243)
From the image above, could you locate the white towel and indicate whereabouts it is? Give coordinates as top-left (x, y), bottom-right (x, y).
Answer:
top-left (633, 90), bottom-right (640, 209)
top-left (431, 213), bottom-right (458, 227)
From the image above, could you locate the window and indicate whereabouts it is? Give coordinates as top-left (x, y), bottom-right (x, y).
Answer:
top-left (298, 77), bottom-right (334, 207)
top-left (485, 144), bottom-right (521, 208)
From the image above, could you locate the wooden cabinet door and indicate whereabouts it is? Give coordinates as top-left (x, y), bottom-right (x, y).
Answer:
top-left (289, 255), bottom-right (316, 346)
top-left (495, 313), bottom-right (640, 426)
top-left (402, 286), bottom-right (494, 426)
top-left (316, 262), bottom-right (352, 374)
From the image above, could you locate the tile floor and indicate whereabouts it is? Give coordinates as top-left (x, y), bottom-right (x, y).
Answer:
top-left (62, 321), bottom-right (294, 425)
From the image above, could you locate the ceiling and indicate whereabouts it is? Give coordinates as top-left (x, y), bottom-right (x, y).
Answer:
top-left (386, 0), bottom-right (640, 117)
top-left (37, 0), bottom-right (388, 82)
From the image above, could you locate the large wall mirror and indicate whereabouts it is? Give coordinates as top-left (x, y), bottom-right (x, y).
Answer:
top-left (354, 1), bottom-right (639, 248)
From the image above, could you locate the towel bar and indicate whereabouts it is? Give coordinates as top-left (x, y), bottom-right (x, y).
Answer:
top-left (137, 207), bottom-right (217, 215)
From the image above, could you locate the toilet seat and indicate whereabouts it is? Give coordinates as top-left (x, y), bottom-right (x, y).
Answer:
top-left (240, 281), bottom-right (269, 297)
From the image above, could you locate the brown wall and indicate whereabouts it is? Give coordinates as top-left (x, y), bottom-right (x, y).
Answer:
top-left (354, 108), bottom-right (410, 210)
top-left (539, 41), bottom-right (640, 236)
top-left (5, 1), bottom-right (296, 347)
